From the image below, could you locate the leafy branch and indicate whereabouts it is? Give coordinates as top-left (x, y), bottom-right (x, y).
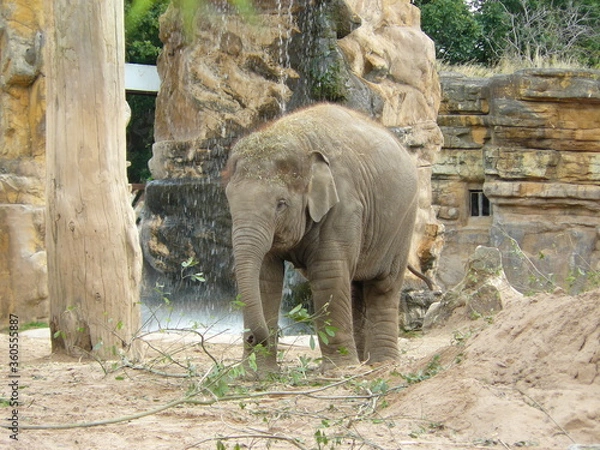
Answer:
top-left (5, 367), bottom-right (388, 431)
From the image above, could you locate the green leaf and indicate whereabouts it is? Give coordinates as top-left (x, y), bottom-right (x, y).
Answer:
top-left (181, 256), bottom-right (198, 268)
top-left (325, 325), bottom-right (337, 337)
top-left (191, 273), bottom-right (205, 283)
top-left (285, 303), bottom-right (311, 322)
top-left (248, 352), bottom-right (258, 372)
top-left (288, 303), bottom-right (303, 316)
top-left (318, 331), bottom-right (329, 345)
top-left (53, 330), bottom-right (64, 339)
top-left (231, 298), bottom-right (246, 309)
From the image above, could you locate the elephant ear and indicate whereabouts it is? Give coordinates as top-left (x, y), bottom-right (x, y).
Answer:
top-left (308, 152), bottom-right (339, 222)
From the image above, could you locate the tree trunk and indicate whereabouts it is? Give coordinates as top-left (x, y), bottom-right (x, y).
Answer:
top-left (45, 0), bottom-right (142, 358)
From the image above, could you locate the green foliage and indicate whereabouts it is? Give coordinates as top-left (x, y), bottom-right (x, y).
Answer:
top-left (309, 56), bottom-right (348, 102)
top-left (230, 295), bottom-right (247, 310)
top-left (418, 0), bottom-right (484, 64)
top-left (181, 257), bottom-right (206, 283)
top-left (125, 0), bottom-right (169, 64)
top-left (475, 0), bottom-right (513, 64)
top-left (284, 302), bottom-right (338, 352)
top-left (415, 0), bottom-right (600, 67)
top-left (286, 303), bottom-right (312, 323)
top-left (318, 324), bottom-right (338, 346)
top-left (124, 0), bottom-right (169, 183)
top-left (402, 354), bottom-right (443, 385)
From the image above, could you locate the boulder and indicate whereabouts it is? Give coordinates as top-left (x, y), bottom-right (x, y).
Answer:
top-left (424, 246), bottom-right (522, 329)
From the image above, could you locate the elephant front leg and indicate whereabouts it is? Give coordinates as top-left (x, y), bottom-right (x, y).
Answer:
top-left (243, 254), bottom-right (284, 377)
top-left (309, 265), bottom-right (360, 371)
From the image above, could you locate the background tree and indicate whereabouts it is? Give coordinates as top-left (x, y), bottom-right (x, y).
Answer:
top-left (125, 0), bottom-right (169, 183)
top-left (45, 0), bottom-right (142, 358)
top-left (415, 0), bottom-right (600, 67)
top-left (479, 0), bottom-right (600, 65)
top-left (415, 0), bottom-right (483, 64)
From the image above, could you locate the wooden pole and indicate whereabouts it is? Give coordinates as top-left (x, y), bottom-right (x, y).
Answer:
top-left (45, 0), bottom-right (142, 358)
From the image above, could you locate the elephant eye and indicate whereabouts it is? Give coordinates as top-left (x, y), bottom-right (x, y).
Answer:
top-left (276, 199), bottom-right (288, 212)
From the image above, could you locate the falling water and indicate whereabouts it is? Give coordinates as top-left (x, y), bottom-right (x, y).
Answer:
top-left (140, 171), bottom-right (240, 334)
top-left (276, 0), bottom-right (295, 115)
top-left (139, 0), bottom-right (328, 337)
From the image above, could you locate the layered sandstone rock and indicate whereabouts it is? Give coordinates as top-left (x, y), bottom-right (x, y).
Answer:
top-left (143, 0), bottom-right (444, 300)
top-left (0, 0), bottom-right (47, 324)
top-left (433, 69), bottom-right (600, 293)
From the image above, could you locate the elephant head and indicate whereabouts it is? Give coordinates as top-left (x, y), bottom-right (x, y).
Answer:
top-left (223, 127), bottom-right (339, 367)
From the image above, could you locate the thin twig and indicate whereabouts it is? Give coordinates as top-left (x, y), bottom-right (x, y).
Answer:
top-left (517, 388), bottom-right (576, 444)
top-left (121, 359), bottom-right (197, 378)
top-left (186, 432), bottom-right (308, 450)
top-left (2, 368), bottom-right (381, 431)
top-left (498, 438), bottom-right (511, 449)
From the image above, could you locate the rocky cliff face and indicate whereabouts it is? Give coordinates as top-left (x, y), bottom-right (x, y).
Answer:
top-left (1, 0), bottom-right (596, 329)
top-left (0, 0), bottom-right (47, 324)
top-left (434, 69), bottom-right (600, 293)
top-left (142, 0), bottom-right (444, 303)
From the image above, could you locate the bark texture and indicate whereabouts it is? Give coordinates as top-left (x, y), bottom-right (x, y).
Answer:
top-left (45, 0), bottom-right (141, 357)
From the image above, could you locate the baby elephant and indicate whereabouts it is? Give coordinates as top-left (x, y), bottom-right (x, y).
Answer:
top-left (224, 104), bottom-right (418, 374)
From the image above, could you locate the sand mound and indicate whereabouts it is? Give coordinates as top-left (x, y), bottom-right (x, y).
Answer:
top-left (393, 288), bottom-right (600, 448)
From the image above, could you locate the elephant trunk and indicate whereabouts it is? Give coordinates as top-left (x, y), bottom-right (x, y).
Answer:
top-left (231, 222), bottom-right (273, 348)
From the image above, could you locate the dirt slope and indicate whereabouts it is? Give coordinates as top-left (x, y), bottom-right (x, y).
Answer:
top-left (1, 289), bottom-right (598, 449)
top-left (393, 288), bottom-right (599, 448)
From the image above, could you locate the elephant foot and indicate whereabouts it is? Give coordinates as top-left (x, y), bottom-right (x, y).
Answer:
top-left (364, 352), bottom-right (400, 366)
top-left (363, 345), bottom-right (399, 365)
top-left (242, 364), bottom-right (280, 381)
top-left (242, 345), bottom-right (279, 380)
top-left (318, 352), bottom-right (361, 374)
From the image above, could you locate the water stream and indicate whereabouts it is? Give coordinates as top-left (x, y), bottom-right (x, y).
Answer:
top-left (139, 0), bottom-right (332, 337)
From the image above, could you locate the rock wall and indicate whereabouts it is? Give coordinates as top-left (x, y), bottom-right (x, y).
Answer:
top-left (0, 0), bottom-right (48, 325)
top-left (142, 0), bottom-right (444, 302)
top-left (433, 69), bottom-right (600, 293)
top-left (8, 0), bottom-right (594, 328)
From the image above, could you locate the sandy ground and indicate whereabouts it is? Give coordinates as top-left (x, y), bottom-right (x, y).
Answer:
top-left (1, 289), bottom-right (599, 450)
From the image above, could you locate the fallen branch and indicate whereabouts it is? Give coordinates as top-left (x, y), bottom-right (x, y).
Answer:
top-left (186, 432), bottom-right (308, 450)
top-left (2, 368), bottom-right (383, 431)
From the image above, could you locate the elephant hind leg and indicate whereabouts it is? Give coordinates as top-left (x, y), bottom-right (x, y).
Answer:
top-left (361, 279), bottom-right (402, 364)
top-left (352, 281), bottom-right (367, 362)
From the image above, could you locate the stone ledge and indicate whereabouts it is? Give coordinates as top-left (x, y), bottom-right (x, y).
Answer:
top-left (485, 68), bottom-right (600, 103)
top-left (485, 180), bottom-right (600, 202)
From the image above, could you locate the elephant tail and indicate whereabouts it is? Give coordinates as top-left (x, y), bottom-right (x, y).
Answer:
top-left (407, 264), bottom-right (435, 291)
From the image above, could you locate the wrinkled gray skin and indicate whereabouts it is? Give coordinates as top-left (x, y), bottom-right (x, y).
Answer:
top-left (224, 104), bottom-right (418, 374)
